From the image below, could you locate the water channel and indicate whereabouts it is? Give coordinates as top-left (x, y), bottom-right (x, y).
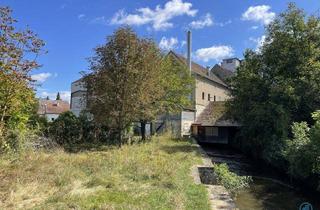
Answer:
top-left (200, 144), bottom-right (320, 210)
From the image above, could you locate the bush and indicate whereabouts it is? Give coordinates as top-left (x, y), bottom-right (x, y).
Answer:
top-left (213, 163), bottom-right (252, 195)
top-left (28, 114), bottom-right (49, 135)
top-left (48, 112), bottom-right (116, 146)
top-left (49, 111), bottom-right (81, 145)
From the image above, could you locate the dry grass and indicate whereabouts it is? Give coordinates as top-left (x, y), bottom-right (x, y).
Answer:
top-left (0, 135), bottom-right (210, 210)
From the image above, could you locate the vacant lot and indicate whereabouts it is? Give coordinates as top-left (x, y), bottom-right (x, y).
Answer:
top-left (0, 136), bottom-right (210, 210)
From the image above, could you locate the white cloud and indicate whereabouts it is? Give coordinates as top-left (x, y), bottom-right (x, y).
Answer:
top-left (195, 45), bottom-right (234, 62)
top-left (78, 14), bottom-right (86, 20)
top-left (111, 0), bottom-right (197, 31)
top-left (242, 5), bottom-right (275, 25)
top-left (159, 37), bottom-right (179, 51)
top-left (216, 20), bottom-right (232, 27)
top-left (251, 25), bottom-right (259, 30)
top-left (250, 35), bottom-right (266, 51)
top-left (40, 91), bottom-right (71, 102)
top-left (90, 16), bottom-right (107, 25)
top-left (189, 13), bottom-right (213, 29)
top-left (31, 73), bottom-right (53, 83)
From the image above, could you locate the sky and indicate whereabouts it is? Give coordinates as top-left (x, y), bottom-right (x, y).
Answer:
top-left (2, 0), bottom-right (320, 102)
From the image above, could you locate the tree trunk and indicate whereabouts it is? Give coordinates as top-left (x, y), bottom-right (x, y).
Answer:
top-left (117, 126), bottom-right (123, 147)
top-left (140, 120), bottom-right (146, 141)
top-left (150, 121), bottom-right (154, 136)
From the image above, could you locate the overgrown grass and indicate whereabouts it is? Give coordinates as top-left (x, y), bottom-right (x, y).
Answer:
top-left (0, 135), bottom-right (210, 210)
top-left (213, 163), bottom-right (252, 196)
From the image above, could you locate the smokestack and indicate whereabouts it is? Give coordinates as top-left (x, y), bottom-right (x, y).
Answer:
top-left (187, 30), bottom-right (192, 74)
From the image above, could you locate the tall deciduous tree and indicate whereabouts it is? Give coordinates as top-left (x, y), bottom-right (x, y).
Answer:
top-left (136, 44), bottom-right (194, 140)
top-left (85, 27), bottom-right (151, 145)
top-left (85, 27), bottom-right (193, 143)
top-left (0, 7), bottom-right (45, 138)
top-left (228, 4), bottom-right (320, 164)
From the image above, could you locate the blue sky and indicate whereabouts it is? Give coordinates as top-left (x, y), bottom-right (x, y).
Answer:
top-left (2, 0), bottom-right (319, 101)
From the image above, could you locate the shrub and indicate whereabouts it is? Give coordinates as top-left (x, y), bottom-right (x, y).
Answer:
top-left (284, 110), bottom-right (320, 180)
top-left (49, 111), bottom-right (80, 145)
top-left (28, 114), bottom-right (49, 135)
top-left (213, 163), bottom-right (252, 195)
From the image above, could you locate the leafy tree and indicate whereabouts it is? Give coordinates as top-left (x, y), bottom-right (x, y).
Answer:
top-left (85, 27), bottom-right (151, 145)
top-left (85, 27), bottom-right (193, 143)
top-left (56, 92), bottom-right (61, 100)
top-left (46, 96), bottom-right (50, 100)
top-left (228, 4), bottom-right (320, 164)
top-left (136, 43), bottom-right (194, 140)
top-left (0, 7), bottom-right (45, 148)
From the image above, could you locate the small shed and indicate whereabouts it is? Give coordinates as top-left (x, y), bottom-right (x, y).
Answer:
top-left (191, 101), bottom-right (240, 144)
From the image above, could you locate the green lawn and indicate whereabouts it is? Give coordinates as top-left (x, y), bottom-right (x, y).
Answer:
top-left (0, 135), bottom-right (210, 210)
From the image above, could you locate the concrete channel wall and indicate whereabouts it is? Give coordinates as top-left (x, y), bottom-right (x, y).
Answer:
top-left (191, 139), bottom-right (238, 210)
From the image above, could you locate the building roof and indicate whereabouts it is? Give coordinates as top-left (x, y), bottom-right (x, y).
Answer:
top-left (210, 64), bottom-right (234, 83)
top-left (194, 101), bottom-right (240, 127)
top-left (37, 99), bottom-right (70, 115)
top-left (168, 51), bottom-right (228, 88)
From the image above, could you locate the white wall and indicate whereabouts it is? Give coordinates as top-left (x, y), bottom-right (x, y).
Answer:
top-left (181, 111), bottom-right (195, 136)
top-left (45, 114), bottom-right (59, 122)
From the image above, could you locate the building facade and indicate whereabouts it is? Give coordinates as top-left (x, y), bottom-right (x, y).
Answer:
top-left (70, 50), bottom-right (238, 139)
top-left (70, 78), bottom-right (87, 117)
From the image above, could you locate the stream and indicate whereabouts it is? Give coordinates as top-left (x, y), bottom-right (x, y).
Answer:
top-left (200, 144), bottom-right (320, 210)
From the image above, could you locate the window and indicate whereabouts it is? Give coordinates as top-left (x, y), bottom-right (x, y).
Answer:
top-left (214, 95), bottom-right (216, 102)
top-left (205, 127), bottom-right (219, 136)
top-left (208, 94), bottom-right (210, 101)
top-left (226, 59), bottom-right (233, 63)
top-left (202, 92), bottom-right (205, 100)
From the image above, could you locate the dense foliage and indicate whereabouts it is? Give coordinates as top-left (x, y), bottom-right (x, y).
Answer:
top-left (0, 7), bottom-right (45, 152)
top-left (284, 110), bottom-right (320, 181)
top-left (228, 4), bottom-right (320, 189)
top-left (48, 111), bottom-right (116, 146)
top-left (213, 163), bottom-right (252, 195)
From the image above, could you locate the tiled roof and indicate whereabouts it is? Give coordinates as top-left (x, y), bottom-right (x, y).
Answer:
top-left (37, 99), bottom-right (70, 115)
top-left (168, 51), bottom-right (228, 88)
top-left (195, 101), bottom-right (240, 127)
top-left (210, 64), bottom-right (234, 83)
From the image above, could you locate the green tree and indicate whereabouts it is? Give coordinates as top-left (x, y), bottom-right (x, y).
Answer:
top-left (56, 92), bottom-right (61, 100)
top-left (228, 4), bottom-right (320, 164)
top-left (85, 27), bottom-right (152, 145)
top-left (136, 43), bottom-right (194, 140)
top-left (85, 27), bottom-right (193, 143)
top-left (0, 7), bottom-right (45, 149)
